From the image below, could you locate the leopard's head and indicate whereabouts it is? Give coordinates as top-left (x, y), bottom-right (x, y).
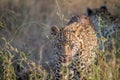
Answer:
top-left (51, 15), bottom-right (94, 63)
top-left (86, 6), bottom-right (118, 38)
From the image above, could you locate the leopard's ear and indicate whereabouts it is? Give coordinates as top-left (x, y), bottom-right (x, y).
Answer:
top-left (100, 6), bottom-right (107, 11)
top-left (87, 8), bottom-right (92, 16)
top-left (51, 25), bottom-right (59, 35)
top-left (67, 15), bottom-right (80, 25)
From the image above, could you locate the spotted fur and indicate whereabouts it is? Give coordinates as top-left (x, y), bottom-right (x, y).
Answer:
top-left (87, 6), bottom-right (118, 50)
top-left (51, 15), bottom-right (98, 80)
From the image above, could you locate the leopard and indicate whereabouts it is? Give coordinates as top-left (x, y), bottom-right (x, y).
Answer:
top-left (86, 6), bottom-right (119, 51)
top-left (50, 15), bottom-right (98, 80)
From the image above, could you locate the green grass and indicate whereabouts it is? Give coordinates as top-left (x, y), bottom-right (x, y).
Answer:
top-left (0, 37), bottom-right (48, 80)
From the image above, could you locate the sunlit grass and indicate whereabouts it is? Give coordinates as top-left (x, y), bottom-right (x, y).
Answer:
top-left (0, 0), bottom-right (120, 80)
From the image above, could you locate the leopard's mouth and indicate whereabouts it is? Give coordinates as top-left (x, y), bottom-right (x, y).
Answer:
top-left (63, 56), bottom-right (71, 63)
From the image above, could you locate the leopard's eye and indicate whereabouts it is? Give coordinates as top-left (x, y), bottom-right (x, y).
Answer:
top-left (57, 44), bottom-right (62, 49)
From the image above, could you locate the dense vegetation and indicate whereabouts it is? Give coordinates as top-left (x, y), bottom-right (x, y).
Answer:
top-left (0, 0), bottom-right (120, 80)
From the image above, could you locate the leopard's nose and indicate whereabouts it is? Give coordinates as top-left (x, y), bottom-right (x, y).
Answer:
top-left (63, 58), bottom-right (68, 63)
top-left (64, 54), bottom-right (68, 57)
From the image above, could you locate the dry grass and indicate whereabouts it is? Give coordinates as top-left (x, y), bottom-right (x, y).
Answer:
top-left (0, 0), bottom-right (120, 80)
